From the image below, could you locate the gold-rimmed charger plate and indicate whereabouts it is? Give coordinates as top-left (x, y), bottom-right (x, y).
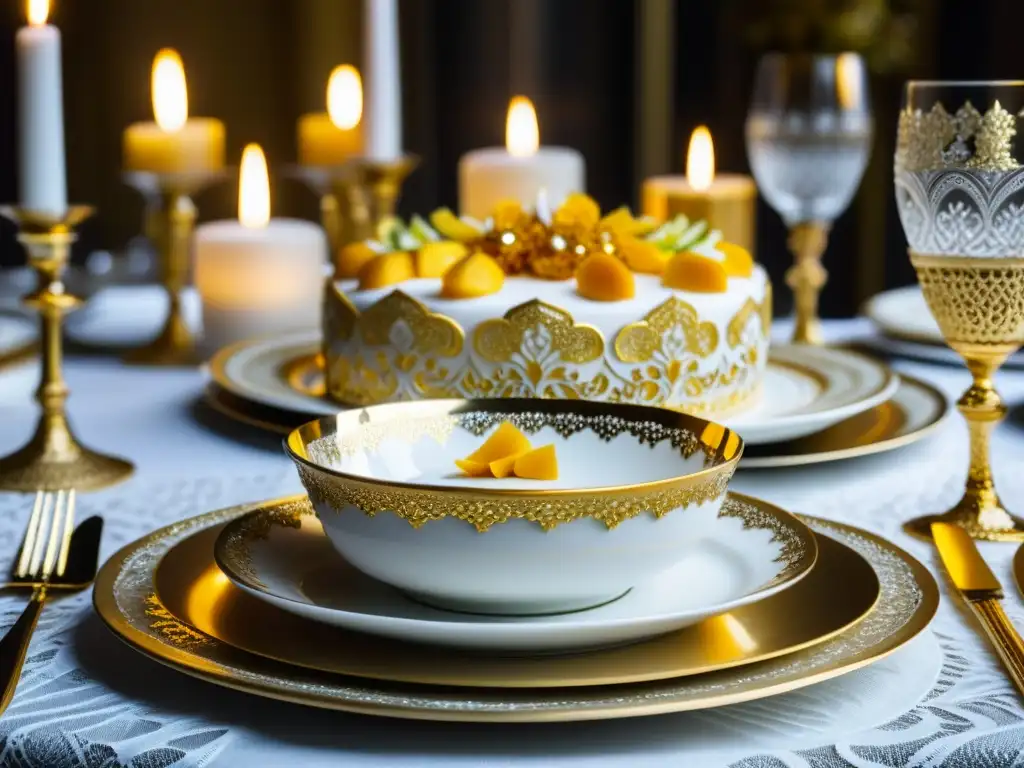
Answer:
top-left (161, 496), bottom-right (874, 687)
top-left (93, 494), bottom-right (937, 722)
top-left (204, 345), bottom-right (949, 469)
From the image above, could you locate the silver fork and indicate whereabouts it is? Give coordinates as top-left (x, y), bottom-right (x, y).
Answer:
top-left (0, 490), bottom-right (76, 714)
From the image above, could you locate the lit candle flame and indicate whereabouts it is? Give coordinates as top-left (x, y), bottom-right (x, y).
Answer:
top-left (152, 49), bottom-right (188, 133)
top-left (239, 144), bottom-right (271, 229)
top-left (506, 96), bottom-right (539, 158)
top-left (327, 65), bottom-right (363, 130)
top-left (686, 126), bottom-right (715, 191)
top-left (27, 0), bottom-right (49, 26)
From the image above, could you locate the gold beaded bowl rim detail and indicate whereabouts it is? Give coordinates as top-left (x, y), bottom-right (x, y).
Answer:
top-left (284, 397), bottom-right (743, 505)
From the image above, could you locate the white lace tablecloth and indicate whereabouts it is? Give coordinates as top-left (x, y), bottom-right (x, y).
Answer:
top-left (1, 319), bottom-right (1024, 767)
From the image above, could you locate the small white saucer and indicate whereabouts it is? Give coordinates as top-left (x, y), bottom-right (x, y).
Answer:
top-left (214, 494), bottom-right (816, 654)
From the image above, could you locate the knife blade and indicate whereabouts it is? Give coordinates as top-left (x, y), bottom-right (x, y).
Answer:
top-left (933, 522), bottom-right (1024, 698)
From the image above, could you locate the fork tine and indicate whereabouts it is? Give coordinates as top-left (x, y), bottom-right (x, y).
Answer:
top-left (55, 490), bottom-right (75, 577)
top-left (41, 490), bottom-right (66, 579)
top-left (26, 492), bottom-right (54, 577)
top-left (15, 492), bottom-right (45, 578)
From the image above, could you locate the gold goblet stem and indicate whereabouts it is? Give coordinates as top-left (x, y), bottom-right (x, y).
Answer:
top-left (785, 221), bottom-right (830, 345)
top-left (126, 192), bottom-right (196, 365)
top-left (0, 207), bottom-right (133, 492)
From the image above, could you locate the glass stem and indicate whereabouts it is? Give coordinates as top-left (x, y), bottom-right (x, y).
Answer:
top-left (785, 221), bottom-right (830, 344)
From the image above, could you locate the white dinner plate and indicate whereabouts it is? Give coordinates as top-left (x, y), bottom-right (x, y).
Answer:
top-left (208, 334), bottom-right (898, 445)
top-left (863, 285), bottom-right (1024, 368)
top-left (723, 345), bottom-right (898, 444)
top-left (214, 494), bottom-right (816, 654)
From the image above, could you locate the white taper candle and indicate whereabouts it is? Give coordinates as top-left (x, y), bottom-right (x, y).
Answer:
top-left (362, 0), bottom-right (402, 161)
top-left (16, 2), bottom-right (67, 216)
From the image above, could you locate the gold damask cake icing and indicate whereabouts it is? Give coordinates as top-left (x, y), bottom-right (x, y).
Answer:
top-left (323, 195), bottom-right (771, 414)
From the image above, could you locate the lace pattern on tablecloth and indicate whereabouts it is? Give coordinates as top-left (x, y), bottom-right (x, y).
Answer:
top-left (0, 464), bottom-right (1023, 767)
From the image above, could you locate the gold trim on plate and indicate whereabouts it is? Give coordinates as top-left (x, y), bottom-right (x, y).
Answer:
top-left (92, 494), bottom-right (938, 722)
top-left (150, 496), bottom-right (877, 688)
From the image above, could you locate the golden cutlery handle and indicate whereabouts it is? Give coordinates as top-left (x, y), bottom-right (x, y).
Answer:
top-left (0, 589), bottom-right (46, 716)
top-left (972, 598), bottom-right (1024, 697)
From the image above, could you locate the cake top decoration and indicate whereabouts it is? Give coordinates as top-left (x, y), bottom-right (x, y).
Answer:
top-left (361, 193), bottom-right (724, 281)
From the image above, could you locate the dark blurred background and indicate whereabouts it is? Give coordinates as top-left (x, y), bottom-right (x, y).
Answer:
top-left (0, 0), bottom-right (1019, 317)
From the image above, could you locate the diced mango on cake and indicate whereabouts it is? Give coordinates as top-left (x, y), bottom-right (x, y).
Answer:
top-left (576, 252), bottom-right (636, 301)
top-left (357, 251), bottom-right (416, 290)
top-left (336, 242), bottom-right (379, 279)
top-left (617, 237), bottom-right (668, 275)
top-left (465, 421), bottom-right (532, 464)
top-left (662, 251), bottom-right (729, 293)
top-left (454, 458), bottom-right (491, 477)
top-left (489, 452), bottom-right (527, 478)
top-left (553, 193), bottom-right (601, 229)
top-left (717, 242), bottom-right (754, 278)
top-left (430, 208), bottom-right (481, 242)
top-left (415, 241), bottom-right (468, 278)
top-left (440, 252), bottom-right (505, 299)
top-left (513, 444), bottom-right (559, 481)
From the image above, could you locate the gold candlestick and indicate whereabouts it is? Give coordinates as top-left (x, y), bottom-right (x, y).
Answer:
top-left (123, 170), bottom-right (224, 365)
top-left (293, 156), bottom-right (418, 278)
top-left (0, 206), bottom-right (133, 492)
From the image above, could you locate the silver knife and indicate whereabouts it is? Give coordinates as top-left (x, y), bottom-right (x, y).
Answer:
top-left (933, 522), bottom-right (1024, 697)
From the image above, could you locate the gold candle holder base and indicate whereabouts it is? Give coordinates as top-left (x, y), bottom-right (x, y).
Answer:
top-left (903, 253), bottom-right (1024, 542)
top-left (785, 221), bottom-right (830, 345)
top-left (292, 156), bottom-right (419, 278)
top-left (123, 170), bottom-right (225, 366)
top-left (0, 206), bottom-right (134, 492)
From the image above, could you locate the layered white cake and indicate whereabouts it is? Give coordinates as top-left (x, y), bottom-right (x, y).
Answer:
top-left (322, 196), bottom-right (771, 415)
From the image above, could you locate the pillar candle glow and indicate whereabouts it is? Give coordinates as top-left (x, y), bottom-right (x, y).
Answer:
top-left (193, 145), bottom-right (327, 354)
top-left (123, 49), bottom-right (226, 174)
top-left (297, 64), bottom-right (365, 166)
top-left (17, 0), bottom-right (67, 215)
top-left (458, 96), bottom-right (585, 219)
top-left (362, 0), bottom-right (402, 161)
top-left (643, 126), bottom-right (757, 253)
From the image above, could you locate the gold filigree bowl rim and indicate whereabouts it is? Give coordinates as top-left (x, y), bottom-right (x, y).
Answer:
top-left (284, 398), bottom-right (742, 502)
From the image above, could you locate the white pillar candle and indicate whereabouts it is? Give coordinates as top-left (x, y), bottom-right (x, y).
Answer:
top-left (193, 145), bottom-right (327, 355)
top-left (458, 96), bottom-right (584, 219)
top-left (362, 0), bottom-right (402, 161)
top-left (17, 0), bottom-right (67, 216)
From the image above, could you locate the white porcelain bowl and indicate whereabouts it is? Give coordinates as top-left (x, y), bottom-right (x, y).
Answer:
top-left (286, 399), bottom-right (744, 616)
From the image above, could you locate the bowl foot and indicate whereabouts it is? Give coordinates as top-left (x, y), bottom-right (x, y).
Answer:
top-left (399, 588), bottom-right (631, 617)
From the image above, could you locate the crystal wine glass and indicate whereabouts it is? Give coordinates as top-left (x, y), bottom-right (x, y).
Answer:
top-left (895, 80), bottom-right (1024, 541)
top-left (746, 52), bottom-right (873, 343)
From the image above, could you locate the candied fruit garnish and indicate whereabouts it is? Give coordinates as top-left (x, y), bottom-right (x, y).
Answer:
top-left (415, 241), bottom-right (467, 278)
top-left (576, 252), bottom-right (636, 301)
top-left (430, 208), bottom-right (481, 242)
top-left (513, 444), bottom-right (559, 480)
top-left (336, 242), bottom-right (379, 279)
top-left (662, 251), bottom-right (728, 293)
top-left (440, 251), bottom-right (505, 299)
top-left (357, 252), bottom-right (416, 290)
top-left (717, 242), bottom-right (754, 278)
top-left (617, 237), bottom-right (668, 275)
top-left (465, 421), bottom-right (532, 464)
